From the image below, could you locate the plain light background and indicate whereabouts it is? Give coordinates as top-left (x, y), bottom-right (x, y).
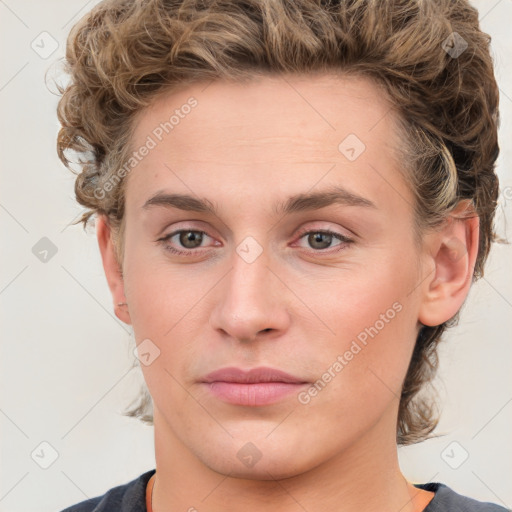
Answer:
top-left (0, 1), bottom-right (511, 511)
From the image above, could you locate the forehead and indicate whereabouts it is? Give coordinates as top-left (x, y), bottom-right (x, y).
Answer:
top-left (124, 72), bottom-right (410, 217)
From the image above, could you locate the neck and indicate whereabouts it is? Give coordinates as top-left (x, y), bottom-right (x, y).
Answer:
top-left (151, 405), bottom-right (433, 512)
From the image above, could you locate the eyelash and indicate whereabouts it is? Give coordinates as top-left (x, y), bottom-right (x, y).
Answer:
top-left (158, 227), bottom-right (353, 257)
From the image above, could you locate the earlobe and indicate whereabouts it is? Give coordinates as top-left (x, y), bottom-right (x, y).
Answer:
top-left (96, 215), bottom-right (132, 325)
top-left (418, 204), bottom-right (480, 328)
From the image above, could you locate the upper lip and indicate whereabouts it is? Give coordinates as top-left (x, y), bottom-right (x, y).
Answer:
top-left (201, 366), bottom-right (308, 384)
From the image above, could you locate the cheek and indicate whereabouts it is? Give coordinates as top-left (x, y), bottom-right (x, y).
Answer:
top-left (123, 251), bottom-right (210, 386)
top-left (294, 251), bottom-right (419, 404)
top-left (296, 304), bottom-right (415, 439)
top-left (295, 250), bottom-right (417, 345)
top-left (123, 240), bottom-right (205, 333)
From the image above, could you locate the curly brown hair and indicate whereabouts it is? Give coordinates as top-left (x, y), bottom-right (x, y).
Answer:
top-left (56, 0), bottom-right (501, 445)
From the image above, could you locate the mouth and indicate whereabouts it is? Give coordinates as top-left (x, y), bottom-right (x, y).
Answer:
top-left (200, 366), bottom-right (309, 406)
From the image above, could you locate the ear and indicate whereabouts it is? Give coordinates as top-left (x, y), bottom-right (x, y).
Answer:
top-left (96, 214), bottom-right (132, 325)
top-left (418, 201), bottom-right (480, 327)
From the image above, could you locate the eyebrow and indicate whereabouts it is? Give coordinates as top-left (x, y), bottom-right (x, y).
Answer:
top-left (142, 185), bottom-right (377, 216)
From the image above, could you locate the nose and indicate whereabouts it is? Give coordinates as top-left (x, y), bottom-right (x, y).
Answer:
top-left (208, 242), bottom-right (291, 343)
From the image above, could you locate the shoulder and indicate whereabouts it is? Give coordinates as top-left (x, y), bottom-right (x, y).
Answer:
top-left (59, 469), bottom-right (155, 512)
top-left (414, 482), bottom-right (510, 512)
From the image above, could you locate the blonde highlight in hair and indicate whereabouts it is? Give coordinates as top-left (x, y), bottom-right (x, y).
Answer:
top-left (56, 0), bottom-right (500, 445)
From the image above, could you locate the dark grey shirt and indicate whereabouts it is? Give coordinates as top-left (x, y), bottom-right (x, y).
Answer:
top-left (60, 469), bottom-right (510, 512)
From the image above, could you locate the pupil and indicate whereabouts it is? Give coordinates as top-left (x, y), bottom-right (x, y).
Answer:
top-left (310, 232), bottom-right (331, 249)
top-left (182, 231), bottom-right (202, 248)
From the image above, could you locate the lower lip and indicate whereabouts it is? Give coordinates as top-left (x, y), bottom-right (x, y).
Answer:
top-left (204, 382), bottom-right (307, 406)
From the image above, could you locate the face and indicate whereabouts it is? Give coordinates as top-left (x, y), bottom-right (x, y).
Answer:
top-left (114, 73), bottom-right (429, 478)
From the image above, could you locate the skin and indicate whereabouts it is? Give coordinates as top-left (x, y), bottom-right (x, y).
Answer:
top-left (97, 73), bottom-right (479, 512)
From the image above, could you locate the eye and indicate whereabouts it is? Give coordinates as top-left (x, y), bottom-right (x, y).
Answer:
top-left (158, 229), bottom-right (217, 256)
top-left (157, 227), bottom-right (354, 257)
top-left (294, 228), bottom-right (353, 253)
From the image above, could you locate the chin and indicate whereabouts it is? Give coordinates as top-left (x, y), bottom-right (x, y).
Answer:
top-left (191, 431), bottom-right (325, 481)
top-left (202, 452), bottom-right (312, 481)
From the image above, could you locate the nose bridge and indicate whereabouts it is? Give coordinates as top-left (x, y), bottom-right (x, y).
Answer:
top-left (232, 239), bottom-right (271, 303)
top-left (209, 235), bottom-right (288, 341)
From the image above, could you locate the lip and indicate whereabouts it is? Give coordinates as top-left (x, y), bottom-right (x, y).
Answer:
top-left (201, 366), bottom-right (309, 406)
top-left (202, 366), bottom-right (306, 384)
